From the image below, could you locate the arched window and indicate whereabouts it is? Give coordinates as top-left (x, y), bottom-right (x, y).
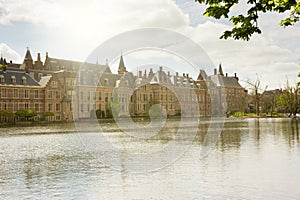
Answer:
top-left (0, 75), bottom-right (4, 83)
top-left (21, 76), bottom-right (27, 85)
top-left (11, 75), bottom-right (16, 84)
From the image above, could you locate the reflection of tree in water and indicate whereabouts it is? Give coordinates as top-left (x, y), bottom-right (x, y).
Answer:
top-left (216, 120), bottom-right (247, 151)
top-left (194, 119), bottom-right (247, 151)
top-left (284, 118), bottom-right (300, 147)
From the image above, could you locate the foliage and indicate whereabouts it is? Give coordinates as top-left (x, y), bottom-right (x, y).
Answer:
top-left (246, 75), bottom-right (267, 115)
top-left (43, 111), bottom-right (54, 117)
top-left (0, 110), bottom-right (14, 117)
top-left (144, 99), bottom-right (160, 117)
top-left (15, 109), bottom-right (37, 120)
top-left (277, 81), bottom-right (299, 117)
top-left (195, 0), bottom-right (299, 40)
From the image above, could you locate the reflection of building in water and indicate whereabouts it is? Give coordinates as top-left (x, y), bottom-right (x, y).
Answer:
top-left (0, 48), bottom-right (247, 121)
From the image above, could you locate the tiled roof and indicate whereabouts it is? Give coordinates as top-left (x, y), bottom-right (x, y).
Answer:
top-left (45, 57), bottom-right (111, 73)
top-left (210, 75), bottom-right (242, 88)
top-left (0, 70), bottom-right (40, 86)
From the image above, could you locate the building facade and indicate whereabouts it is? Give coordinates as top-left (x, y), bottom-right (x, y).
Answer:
top-left (0, 48), bottom-right (247, 122)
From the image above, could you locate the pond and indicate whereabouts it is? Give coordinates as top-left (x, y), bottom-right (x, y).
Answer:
top-left (0, 118), bottom-right (299, 199)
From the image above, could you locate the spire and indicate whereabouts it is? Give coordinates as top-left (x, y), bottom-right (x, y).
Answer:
top-left (218, 63), bottom-right (224, 76)
top-left (118, 53), bottom-right (127, 74)
top-left (25, 47), bottom-right (33, 61)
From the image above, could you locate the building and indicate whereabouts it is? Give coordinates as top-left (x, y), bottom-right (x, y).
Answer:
top-left (0, 48), bottom-right (247, 122)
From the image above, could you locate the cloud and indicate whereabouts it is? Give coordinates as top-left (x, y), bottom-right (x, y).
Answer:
top-left (0, 0), bottom-right (299, 89)
top-left (0, 43), bottom-right (22, 62)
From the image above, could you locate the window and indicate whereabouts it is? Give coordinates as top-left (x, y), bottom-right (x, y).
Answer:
top-left (80, 104), bottom-right (84, 113)
top-left (38, 73), bottom-right (43, 79)
top-left (21, 76), bottom-right (26, 85)
top-left (13, 89), bottom-right (18, 99)
top-left (2, 103), bottom-right (7, 110)
top-left (56, 103), bottom-right (60, 112)
top-left (1, 88), bottom-right (6, 98)
top-left (87, 91), bottom-right (90, 100)
top-left (25, 103), bottom-right (29, 110)
top-left (105, 93), bottom-right (108, 102)
top-left (80, 91), bottom-right (83, 100)
top-left (55, 115), bottom-right (61, 120)
top-left (25, 89), bottom-right (29, 99)
top-left (48, 91), bottom-right (52, 99)
top-left (48, 104), bottom-right (53, 111)
top-left (87, 104), bottom-right (90, 112)
top-left (13, 103), bottom-right (18, 112)
top-left (99, 92), bottom-right (102, 100)
top-left (34, 104), bottom-right (39, 112)
top-left (0, 75), bottom-right (4, 83)
top-left (34, 90), bottom-right (39, 98)
top-left (11, 76), bottom-right (16, 84)
top-left (52, 81), bottom-right (57, 88)
top-left (55, 91), bottom-right (60, 99)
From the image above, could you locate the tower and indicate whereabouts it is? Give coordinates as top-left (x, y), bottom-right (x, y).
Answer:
top-left (218, 63), bottom-right (224, 76)
top-left (23, 47), bottom-right (33, 70)
top-left (118, 54), bottom-right (127, 74)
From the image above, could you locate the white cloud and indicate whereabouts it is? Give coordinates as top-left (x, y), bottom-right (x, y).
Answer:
top-left (0, 0), bottom-right (299, 89)
top-left (0, 43), bottom-right (22, 63)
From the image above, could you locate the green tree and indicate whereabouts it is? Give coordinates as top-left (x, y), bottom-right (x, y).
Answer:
top-left (0, 110), bottom-right (14, 122)
top-left (144, 99), bottom-right (160, 117)
top-left (43, 111), bottom-right (54, 121)
top-left (195, 0), bottom-right (299, 40)
top-left (15, 109), bottom-right (37, 121)
top-left (277, 81), bottom-right (299, 117)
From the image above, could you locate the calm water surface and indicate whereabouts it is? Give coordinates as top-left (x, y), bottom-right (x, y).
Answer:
top-left (0, 118), bottom-right (300, 199)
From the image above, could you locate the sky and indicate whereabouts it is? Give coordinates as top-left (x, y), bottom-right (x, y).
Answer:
top-left (0, 0), bottom-right (299, 90)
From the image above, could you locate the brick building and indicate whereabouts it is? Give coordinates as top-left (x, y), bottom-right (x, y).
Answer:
top-left (0, 48), bottom-right (247, 121)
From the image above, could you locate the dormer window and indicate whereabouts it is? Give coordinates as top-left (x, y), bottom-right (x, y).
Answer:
top-left (104, 78), bottom-right (109, 85)
top-left (0, 75), bottom-right (4, 83)
top-left (21, 76), bottom-right (27, 85)
top-left (11, 76), bottom-right (16, 84)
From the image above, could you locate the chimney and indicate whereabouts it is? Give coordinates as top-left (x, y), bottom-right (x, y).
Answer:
top-left (186, 73), bottom-right (189, 78)
top-left (176, 72), bottom-right (179, 77)
top-left (234, 73), bottom-right (237, 77)
top-left (167, 71), bottom-right (170, 76)
top-left (159, 66), bottom-right (163, 72)
top-left (183, 73), bottom-right (185, 77)
top-left (226, 73), bottom-right (228, 77)
top-left (214, 68), bottom-right (217, 75)
top-left (138, 70), bottom-right (142, 78)
top-left (46, 52), bottom-right (49, 59)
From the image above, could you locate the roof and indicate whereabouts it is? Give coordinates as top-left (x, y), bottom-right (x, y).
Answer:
top-left (210, 74), bottom-right (242, 88)
top-left (45, 57), bottom-right (111, 73)
top-left (39, 75), bottom-right (52, 87)
top-left (24, 48), bottom-right (33, 60)
top-left (0, 70), bottom-right (40, 86)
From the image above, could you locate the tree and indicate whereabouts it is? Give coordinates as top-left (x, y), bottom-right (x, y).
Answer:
top-left (246, 75), bottom-right (267, 115)
top-left (15, 109), bottom-right (37, 121)
top-left (277, 80), bottom-right (299, 117)
top-left (43, 111), bottom-right (54, 121)
top-left (0, 110), bottom-right (14, 122)
top-left (195, 0), bottom-right (299, 40)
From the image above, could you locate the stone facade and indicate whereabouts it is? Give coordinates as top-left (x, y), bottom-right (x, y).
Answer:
top-left (0, 48), bottom-right (247, 121)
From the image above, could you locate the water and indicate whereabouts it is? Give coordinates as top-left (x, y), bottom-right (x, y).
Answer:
top-left (0, 118), bottom-right (300, 199)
